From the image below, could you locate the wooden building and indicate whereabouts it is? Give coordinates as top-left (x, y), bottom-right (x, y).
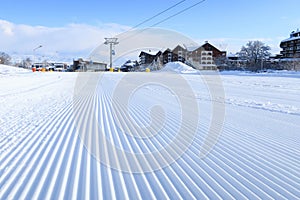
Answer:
top-left (172, 45), bottom-right (187, 63)
top-left (201, 41), bottom-right (227, 58)
top-left (139, 50), bottom-right (162, 65)
top-left (162, 48), bottom-right (173, 64)
top-left (280, 29), bottom-right (300, 59)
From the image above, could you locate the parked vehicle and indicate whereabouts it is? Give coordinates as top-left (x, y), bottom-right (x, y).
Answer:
top-left (54, 63), bottom-right (65, 72)
top-left (32, 63), bottom-right (46, 71)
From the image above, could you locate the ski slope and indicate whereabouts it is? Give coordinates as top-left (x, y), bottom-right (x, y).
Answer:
top-left (0, 64), bottom-right (300, 199)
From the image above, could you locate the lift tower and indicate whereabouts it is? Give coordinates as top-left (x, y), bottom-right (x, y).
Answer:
top-left (104, 38), bottom-right (119, 70)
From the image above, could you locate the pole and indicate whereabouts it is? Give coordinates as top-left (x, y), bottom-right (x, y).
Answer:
top-left (110, 43), bottom-right (113, 69)
top-left (33, 45), bottom-right (42, 65)
top-left (104, 38), bottom-right (118, 70)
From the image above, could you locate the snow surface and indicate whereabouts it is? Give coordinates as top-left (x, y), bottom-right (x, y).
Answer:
top-left (0, 64), bottom-right (300, 199)
top-left (0, 65), bottom-right (30, 77)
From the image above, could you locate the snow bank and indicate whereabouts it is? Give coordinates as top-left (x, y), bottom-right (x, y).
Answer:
top-left (221, 70), bottom-right (300, 78)
top-left (0, 64), bottom-right (30, 76)
top-left (160, 62), bottom-right (199, 74)
top-left (226, 98), bottom-right (300, 116)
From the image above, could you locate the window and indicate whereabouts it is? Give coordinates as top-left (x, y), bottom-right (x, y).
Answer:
top-left (141, 55), bottom-right (145, 64)
top-left (178, 50), bottom-right (183, 61)
top-left (178, 50), bottom-right (182, 57)
top-left (168, 53), bottom-right (172, 62)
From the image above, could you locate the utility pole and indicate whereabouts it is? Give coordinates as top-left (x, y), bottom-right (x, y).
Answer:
top-left (104, 38), bottom-right (119, 70)
top-left (33, 45), bottom-right (42, 63)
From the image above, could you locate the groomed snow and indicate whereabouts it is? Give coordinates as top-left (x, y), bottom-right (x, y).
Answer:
top-left (0, 64), bottom-right (300, 199)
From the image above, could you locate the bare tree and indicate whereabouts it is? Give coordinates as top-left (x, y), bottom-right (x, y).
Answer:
top-left (238, 41), bottom-right (271, 71)
top-left (280, 56), bottom-right (300, 71)
top-left (22, 57), bottom-right (33, 68)
top-left (0, 52), bottom-right (11, 65)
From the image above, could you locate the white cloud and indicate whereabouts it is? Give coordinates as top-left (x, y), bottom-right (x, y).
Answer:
top-left (0, 19), bottom-right (285, 63)
top-left (0, 19), bottom-right (130, 61)
top-left (0, 20), bottom-right (14, 36)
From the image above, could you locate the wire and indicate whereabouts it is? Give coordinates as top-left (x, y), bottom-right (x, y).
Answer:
top-left (150, 0), bottom-right (206, 27)
top-left (118, 0), bottom-right (207, 43)
top-left (131, 0), bottom-right (187, 30)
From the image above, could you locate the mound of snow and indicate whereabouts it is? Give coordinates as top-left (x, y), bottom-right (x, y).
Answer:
top-left (0, 64), bottom-right (30, 76)
top-left (160, 62), bottom-right (198, 74)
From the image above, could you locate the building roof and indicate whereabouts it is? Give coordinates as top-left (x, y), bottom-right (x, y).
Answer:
top-left (185, 45), bottom-right (202, 52)
top-left (172, 44), bottom-right (187, 51)
top-left (139, 50), bottom-right (161, 56)
top-left (281, 35), bottom-right (300, 43)
top-left (281, 29), bottom-right (300, 43)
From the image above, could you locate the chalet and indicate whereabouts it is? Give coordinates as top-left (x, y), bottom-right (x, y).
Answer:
top-left (170, 42), bottom-right (226, 70)
top-left (162, 48), bottom-right (173, 64)
top-left (139, 50), bottom-right (162, 65)
top-left (201, 41), bottom-right (227, 58)
top-left (172, 45), bottom-right (188, 63)
top-left (186, 46), bottom-right (204, 64)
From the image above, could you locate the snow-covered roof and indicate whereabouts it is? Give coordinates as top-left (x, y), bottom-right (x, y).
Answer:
top-left (281, 35), bottom-right (300, 43)
top-left (280, 57), bottom-right (300, 62)
top-left (281, 29), bottom-right (300, 43)
top-left (227, 53), bottom-right (239, 57)
top-left (141, 50), bottom-right (160, 56)
top-left (160, 47), bottom-right (172, 52)
top-left (185, 45), bottom-right (202, 52)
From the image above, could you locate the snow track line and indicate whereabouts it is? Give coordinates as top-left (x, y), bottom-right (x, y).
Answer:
top-left (102, 87), bottom-right (201, 198)
top-left (101, 92), bottom-right (168, 199)
top-left (95, 93), bottom-right (142, 199)
top-left (0, 101), bottom-right (71, 174)
top-left (0, 101), bottom-right (68, 156)
top-left (81, 88), bottom-right (196, 199)
top-left (192, 115), bottom-right (300, 198)
top-left (212, 123), bottom-right (300, 198)
top-left (0, 102), bottom-right (73, 198)
top-left (97, 82), bottom-right (226, 199)
top-left (224, 107), bottom-right (300, 170)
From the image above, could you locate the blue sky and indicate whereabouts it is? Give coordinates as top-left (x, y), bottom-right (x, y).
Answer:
top-left (1, 0), bottom-right (300, 61)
